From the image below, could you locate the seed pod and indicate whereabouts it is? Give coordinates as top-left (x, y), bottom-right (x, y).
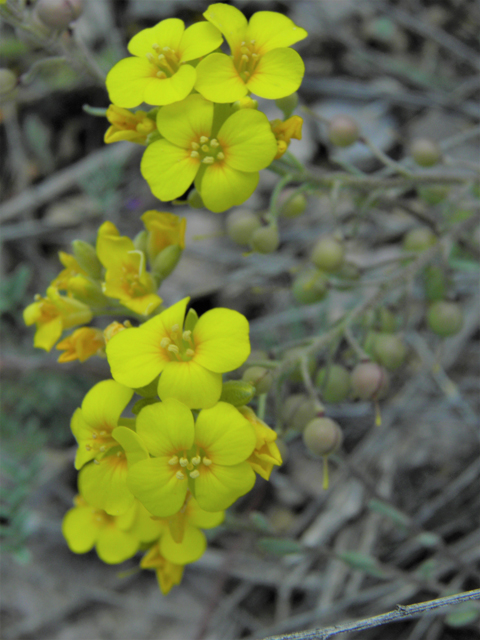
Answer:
top-left (220, 380), bottom-right (256, 407)
top-left (242, 366), bottom-right (273, 395)
top-left (403, 227), bottom-right (437, 252)
top-left (279, 189), bottom-right (307, 219)
top-left (427, 301), bottom-right (463, 337)
top-left (251, 225), bottom-right (280, 254)
top-left (311, 236), bottom-right (345, 272)
top-left (292, 269), bottom-right (328, 305)
top-left (419, 186), bottom-right (450, 205)
top-left (303, 417), bottom-right (343, 456)
top-left (328, 115), bottom-right (359, 147)
top-left (373, 334), bottom-right (407, 371)
top-left (0, 69), bottom-right (17, 95)
top-left (351, 362), bottom-right (389, 400)
top-left (410, 138), bottom-right (441, 167)
top-left (379, 307), bottom-right (397, 333)
top-left (315, 365), bottom-right (351, 403)
top-left (282, 394), bottom-right (318, 431)
top-left (424, 265), bottom-right (447, 302)
top-left (283, 347), bottom-right (316, 383)
top-left (226, 209), bottom-right (261, 245)
top-left (35, 0), bottom-right (83, 29)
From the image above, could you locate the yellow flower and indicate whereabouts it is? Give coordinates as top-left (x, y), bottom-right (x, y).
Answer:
top-left (140, 544), bottom-right (184, 594)
top-left (23, 286), bottom-right (92, 351)
top-left (270, 115), bottom-right (303, 159)
top-left (195, 3), bottom-right (307, 103)
top-left (51, 251), bottom-right (86, 291)
top-left (96, 221), bottom-right (162, 315)
top-left (106, 18), bottom-right (223, 108)
top-left (122, 399), bottom-right (256, 516)
top-left (141, 94), bottom-right (277, 213)
top-left (62, 495), bottom-right (161, 564)
top-left (238, 405), bottom-right (282, 480)
top-left (56, 327), bottom-right (105, 363)
top-left (104, 320), bottom-right (130, 343)
top-left (141, 210), bottom-right (186, 262)
top-left (106, 296), bottom-right (250, 409)
top-left (104, 105), bottom-right (157, 145)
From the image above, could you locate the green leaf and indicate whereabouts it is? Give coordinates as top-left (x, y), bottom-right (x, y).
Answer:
top-left (338, 551), bottom-right (386, 578)
top-left (0, 264), bottom-right (31, 313)
top-left (249, 512), bottom-right (275, 534)
top-left (257, 537), bottom-right (304, 556)
top-left (445, 603), bottom-right (480, 628)
top-left (368, 499), bottom-right (410, 528)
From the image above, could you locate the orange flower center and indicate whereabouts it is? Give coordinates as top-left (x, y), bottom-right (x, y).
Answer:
top-left (168, 446), bottom-right (212, 481)
top-left (146, 44), bottom-right (181, 78)
top-left (234, 39), bottom-right (260, 82)
top-left (160, 324), bottom-right (197, 362)
top-left (121, 262), bottom-right (149, 298)
top-left (84, 423), bottom-right (117, 455)
top-left (189, 135), bottom-right (225, 166)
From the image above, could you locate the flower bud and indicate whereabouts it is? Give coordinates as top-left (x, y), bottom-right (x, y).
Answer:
top-left (0, 69), bottom-right (17, 95)
top-left (242, 366), bottom-right (273, 395)
top-left (328, 115), bottom-right (359, 147)
top-left (67, 275), bottom-right (107, 307)
top-left (226, 209), bottom-right (261, 245)
top-left (187, 188), bottom-right (204, 209)
top-left (133, 230), bottom-right (148, 255)
top-left (278, 189), bottom-right (307, 219)
top-left (292, 269), bottom-right (328, 305)
top-left (232, 96), bottom-right (258, 110)
top-left (351, 362), bottom-right (389, 400)
top-left (220, 380), bottom-right (256, 407)
top-left (410, 138), bottom-right (441, 167)
top-left (373, 333), bottom-right (407, 371)
top-left (250, 226), bottom-right (280, 254)
top-left (275, 93), bottom-right (299, 118)
top-left (311, 236), bottom-right (345, 272)
top-left (379, 307), bottom-right (397, 333)
top-left (423, 265), bottom-right (447, 302)
top-left (152, 245), bottom-right (182, 281)
top-left (282, 394), bottom-right (318, 431)
top-left (71, 240), bottom-right (102, 280)
top-left (35, 0), bottom-right (83, 29)
top-left (303, 417), bottom-right (343, 457)
top-left (403, 227), bottom-right (437, 253)
top-left (315, 364), bottom-right (351, 403)
top-left (427, 301), bottom-right (463, 337)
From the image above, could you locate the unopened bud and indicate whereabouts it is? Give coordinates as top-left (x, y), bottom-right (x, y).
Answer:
top-left (226, 209), bottom-right (261, 246)
top-left (35, 0), bottom-right (83, 30)
top-left (292, 269), bottom-right (328, 305)
top-left (424, 265), bottom-right (447, 302)
top-left (282, 394), bottom-right (318, 431)
top-left (232, 96), bottom-right (258, 110)
top-left (315, 365), bottom-right (351, 403)
top-left (250, 226), bottom-right (280, 254)
top-left (133, 230), bottom-right (148, 255)
top-left (68, 275), bottom-right (107, 306)
top-left (0, 69), bottom-right (17, 95)
top-left (403, 227), bottom-right (437, 253)
top-left (220, 380), bottom-right (256, 407)
top-left (351, 362), bottom-right (389, 400)
top-left (373, 334), bottom-right (407, 371)
top-left (311, 236), bottom-right (345, 272)
top-left (303, 417), bottom-right (343, 457)
top-left (410, 138), bottom-right (441, 167)
top-left (275, 93), bottom-right (299, 118)
top-left (427, 301), bottom-right (463, 337)
top-left (279, 189), bottom-right (307, 219)
top-left (152, 245), bottom-right (182, 280)
top-left (187, 189), bottom-right (204, 209)
top-left (184, 307), bottom-right (198, 333)
top-left (242, 366), bottom-right (273, 395)
top-left (328, 115), bottom-right (359, 147)
top-left (72, 240), bottom-right (102, 280)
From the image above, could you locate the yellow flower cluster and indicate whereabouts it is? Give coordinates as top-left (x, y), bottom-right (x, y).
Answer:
top-left (104, 3), bottom-right (307, 212)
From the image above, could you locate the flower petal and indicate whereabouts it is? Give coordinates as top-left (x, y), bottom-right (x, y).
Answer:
top-left (78, 455), bottom-right (135, 516)
top-left (96, 526), bottom-right (139, 564)
top-left (218, 109), bottom-right (277, 172)
top-left (160, 523), bottom-right (206, 564)
top-left (128, 19), bottom-right (185, 56)
top-left (112, 426), bottom-right (150, 467)
top-left (194, 462), bottom-right (256, 512)
top-left (34, 316), bottom-right (63, 351)
top-left (247, 12), bottom-right (308, 53)
top-left (141, 139), bottom-right (199, 202)
top-left (62, 506), bottom-right (98, 553)
top-left (156, 93), bottom-right (213, 148)
top-left (193, 308), bottom-right (250, 373)
top-left (187, 498), bottom-right (225, 529)
top-left (143, 64), bottom-right (196, 106)
top-left (127, 457), bottom-right (188, 517)
top-left (106, 57), bottom-right (156, 109)
top-left (81, 380), bottom-right (133, 433)
top-left (135, 399), bottom-right (195, 457)
top-left (179, 22), bottom-right (223, 62)
top-left (198, 163), bottom-right (259, 213)
top-left (203, 3), bottom-right (247, 52)
top-left (246, 48), bottom-right (304, 100)
top-left (158, 361), bottom-right (222, 409)
top-left (195, 402), bottom-right (256, 465)
top-left (194, 53), bottom-right (247, 103)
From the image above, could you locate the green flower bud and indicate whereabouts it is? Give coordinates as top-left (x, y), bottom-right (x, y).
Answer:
top-left (424, 265), bottom-right (447, 302)
top-left (72, 240), bottom-right (102, 280)
top-left (403, 227), bottom-right (437, 253)
top-left (184, 308), bottom-right (198, 332)
top-left (226, 209), bottom-right (261, 245)
top-left (187, 188), bottom-right (204, 209)
top-left (35, 0), bottom-right (83, 30)
top-left (427, 301), bottom-right (463, 337)
top-left (373, 334), bottom-right (407, 371)
top-left (351, 362), bottom-right (389, 400)
top-left (283, 347), bottom-right (316, 383)
top-left (379, 307), bottom-right (397, 333)
top-left (328, 115), bottom-right (359, 147)
top-left (410, 138), bottom-right (441, 167)
top-left (275, 93), bottom-right (299, 118)
top-left (67, 275), bottom-right (107, 307)
top-left (152, 245), bottom-right (182, 280)
top-left (0, 69), bottom-right (17, 96)
top-left (282, 394), bottom-right (318, 431)
top-left (242, 366), bottom-right (273, 395)
top-left (251, 225), bottom-right (280, 254)
top-left (303, 417), bottom-right (343, 456)
top-left (311, 236), bottom-right (345, 272)
top-left (292, 269), bottom-right (328, 305)
top-left (279, 188), bottom-right (307, 219)
top-left (133, 230), bottom-right (148, 255)
top-left (315, 364), bottom-right (351, 403)
top-left (220, 380), bottom-right (256, 407)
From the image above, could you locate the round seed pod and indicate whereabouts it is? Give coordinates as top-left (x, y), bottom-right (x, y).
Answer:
top-left (292, 269), bottom-right (328, 305)
top-left (35, 0), bottom-right (83, 29)
top-left (379, 307), bottom-right (397, 333)
top-left (250, 225), bottom-right (280, 254)
top-left (403, 227), bottom-right (437, 252)
top-left (279, 189), bottom-right (307, 219)
top-left (427, 301), bottom-right (463, 337)
top-left (373, 334), bottom-right (407, 371)
top-left (282, 394), bottom-right (318, 431)
top-left (283, 347), bottom-right (316, 383)
top-left (315, 364), bottom-right (351, 403)
top-left (328, 115), bottom-right (359, 147)
top-left (226, 209), bottom-right (261, 245)
top-left (410, 138), bottom-right (441, 167)
top-left (0, 69), bottom-right (17, 95)
top-left (220, 380), bottom-right (256, 407)
top-left (351, 362), bottom-right (389, 400)
top-left (311, 236), bottom-right (345, 272)
top-left (242, 366), bottom-right (273, 395)
top-left (303, 417), bottom-right (343, 456)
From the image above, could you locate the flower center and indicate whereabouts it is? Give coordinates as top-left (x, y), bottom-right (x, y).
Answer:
top-left (168, 447), bottom-right (212, 481)
top-left (161, 324), bottom-right (196, 362)
top-left (121, 262), bottom-right (148, 298)
top-left (189, 136), bottom-right (225, 165)
top-left (146, 44), bottom-right (181, 79)
top-left (84, 423), bottom-right (116, 455)
top-left (234, 39), bottom-right (260, 83)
